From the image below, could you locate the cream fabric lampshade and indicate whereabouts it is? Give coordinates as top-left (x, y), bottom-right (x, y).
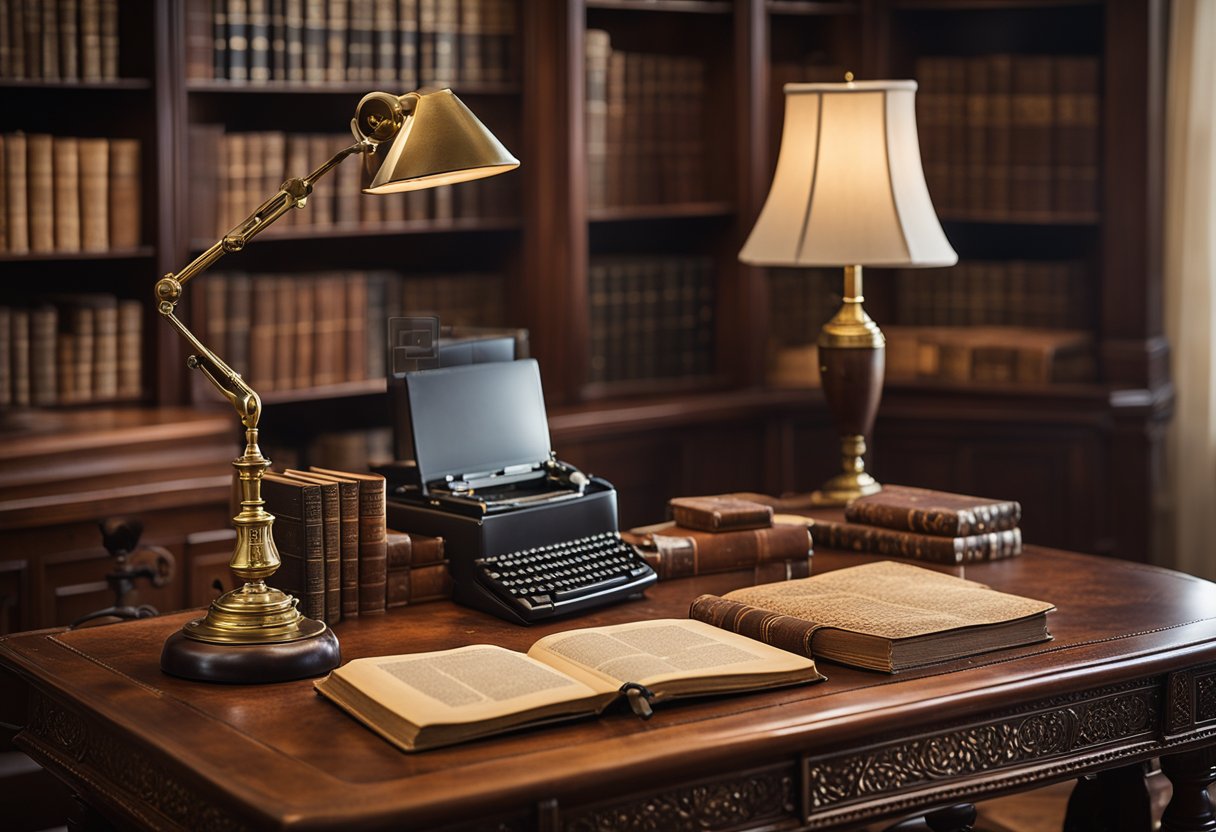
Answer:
top-left (740, 80), bottom-right (957, 268)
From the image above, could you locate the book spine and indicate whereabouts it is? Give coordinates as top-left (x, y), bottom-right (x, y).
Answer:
top-left (386, 566), bottom-right (408, 608)
top-left (5, 132), bottom-right (28, 254)
top-left (358, 477), bottom-right (387, 614)
top-left (27, 134), bottom-right (54, 253)
top-left (269, 0), bottom-right (286, 80)
top-left (265, 481), bottom-right (326, 620)
top-left (326, 0), bottom-right (347, 83)
top-left (1010, 55), bottom-right (1054, 218)
top-left (315, 480), bottom-right (341, 622)
top-left (9, 0), bottom-right (26, 80)
top-left (344, 272), bottom-right (367, 381)
top-left (293, 275), bottom-right (315, 387)
top-left (844, 500), bottom-right (1021, 537)
top-left (688, 595), bottom-right (817, 658)
top-left (752, 557), bottom-right (812, 585)
top-left (99, 0), bottom-right (117, 79)
top-left (385, 530), bottom-right (410, 607)
top-left (10, 309), bottom-right (28, 405)
top-left (459, 0), bottom-right (481, 83)
top-left (396, 0), bottom-right (417, 88)
top-left (116, 298), bottom-right (141, 398)
top-left (348, 0), bottom-right (373, 81)
top-left (410, 532), bottom-right (444, 566)
top-left (272, 274), bottom-right (294, 389)
top-left (669, 501), bottom-right (772, 533)
top-left (373, 0), bottom-right (395, 81)
top-left (41, 0), bottom-right (58, 80)
top-left (78, 137), bottom-right (109, 251)
top-left (227, 0), bottom-right (248, 81)
top-left (0, 307), bottom-right (9, 407)
top-left (29, 304), bottom-right (57, 406)
top-left (248, 0), bottom-right (270, 81)
top-left (407, 562), bottom-right (452, 603)
top-left (284, 0), bottom-right (303, 81)
top-left (638, 524), bottom-right (812, 580)
top-left (92, 297), bottom-right (118, 399)
top-left (303, 0), bottom-right (324, 81)
top-left (337, 479), bottom-right (360, 617)
top-left (60, 0), bottom-right (79, 80)
top-left (108, 138), bottom-right (140, 249)
top-left (213, 0), bottom-right (229, 78)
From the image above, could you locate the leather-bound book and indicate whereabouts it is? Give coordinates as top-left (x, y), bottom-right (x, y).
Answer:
top-left (458, 0), bottom-right (481, 83)
top-left (248, 0), bottom-right (271, 82)
top-left (798, 516), bottom-right (1022, 564)
top-left (669, 495), bottom-right (772, 533)
top-left (289, 468), bottom-right (361, 619)
top-left (60, 0), bottom-right (80, 80)
top-left (29, 304), bottom-right (57, 406)
top-left (53, 136), bottom-right (81, 251)
top-left (78, 137), bottom-right (109, 251)
top-left (409, 531), bottom-right (444, 566)
top-left (213, 0), bottom-right (229, 78)
top-left (10, 309), bottom-right (29, 406)
top-left (22, 0), bottom-right (40, 79)
top-left (80, 0), bottom-right (102, 81)
top-left (285, 0), bottom-right (304, 81)
top-left (68, 302), bottom-right (94, 401)
top-left (262, 471), bottom-right (326, 621)
top-left (385, 529), bottom-right (411, 608)
top-left (622, 521), bottom-right (811, 581)
top-left (690, 560), bottom-right (1054, 673)
top-left (311, 274), bottom-right (342, 385)
top-left (185, 0), bottom-right (213, 79)
top-left (269, 0), bottom-right (286, 80)
top-left (307, 134), bottom-right (335, 226)
top-left (292, 276), bottom-right (316, 388)
top-left (397, 0), bottom-right (418, 89)
top-left (343, 272), bottom-right (367, 381)
top-left (347, 0), bottom-right (373, 81)
top-left (272, 275), bottom-right (294, 389)
top-left (309, 467), bottom-right (387, 615)
top-left (27, 134), bottom-right (53, 253)
top-left (0, 307), bottom-right (10, 406)
top-left (844, 484), bottom-right (1022, 537)
top-left (417, 0), bottom-right (435, 85)
top-left (0, 135), bottom-right (6, 250)
top-left (227, 0), bottom-right (249, 82)
top-left (40, 2), bottom-right (58, 80)
top-left (303, 0), bottom-right (325, 82)
top-left (91, 294), bottom-right (118, 399)
top-left (986, 54), bottom-right (1013, 218)
top-left (1053, 55), bottom-right (1100, 218)
top-left (9, 0), bottom-right (27, 80)
top-left (326, 0), bottom-right (348, 83)
top-left (99, 0), bottom-right (117, 80)
top-left (1010, 55), bottom-right (1055, 217)
top-left (248, 272), bottom-right (276, 390)
top-left (116, 298), bottom-right (142, 398)
top-left (5, 132), bottom-right (28, 254)
top-left (284, 471), bottom-right (341, 622)
top-left (108, 138), bottom-right (140, 250)
top-left (407, 562), bottom-right (452, 603)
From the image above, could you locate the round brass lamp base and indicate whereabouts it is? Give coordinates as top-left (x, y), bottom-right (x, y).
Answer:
top-left (810, 470), bottom-right (882, 507)
top-left (160, 581), bottom-right (341, 683)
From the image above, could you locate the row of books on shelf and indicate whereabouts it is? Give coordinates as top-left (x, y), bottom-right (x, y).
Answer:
top-left (0, 294), bottom-right (142, 408)
top-left (187, 0), bottom-right (516, 87)
top-left (587, 255), bottom-right (715, 386)
top-left (0, 0), bottom-right (119, 82)
top-left (916, 54), bottom-right (1100, 221)
top-left (769, 325), bottom-right (1094, 389)
top-left (894, 260), bottom-right (1089, 330)
top-left (189, 126), bottom-right (516, 241)
top-left (262, 467), bottom-right (452, 626)
top-left (585, 30), bottom-right (709, 209)
top-left (199, 269), bottom-right (506, 393)
top-left (1, 133), bottom-right (141, 254)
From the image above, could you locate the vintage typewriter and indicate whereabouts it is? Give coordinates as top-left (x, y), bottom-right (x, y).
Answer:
top-left (384, 355), bottom-right (657, 624)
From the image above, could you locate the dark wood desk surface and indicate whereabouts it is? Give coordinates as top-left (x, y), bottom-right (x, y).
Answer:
top-left (4, 549), bottom-right (1216, 832)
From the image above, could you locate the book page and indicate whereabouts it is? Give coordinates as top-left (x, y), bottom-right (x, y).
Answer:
top-left (529, 618), bottom-right (816, 693)
top-left (327, 644), bottom-right (613, 726)
top-left (723, 561), bottom-right (1054, 640)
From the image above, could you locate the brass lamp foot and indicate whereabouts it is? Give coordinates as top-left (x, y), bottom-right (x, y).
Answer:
top-left (810, 434), bottom-right (882, 506)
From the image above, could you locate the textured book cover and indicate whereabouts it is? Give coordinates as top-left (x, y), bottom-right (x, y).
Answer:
top-left (27, 134), bottom-right (54, 252)
top-left (623, 521), bottom-right (811, 581)
top-left (397, 0), bottom-right (418, 88)
top-left (99, 0), bottom-right (117, 79)
top-left (326, 0), bottom-right (348, 82)
top-left (227, 0), bottom-right (249, 81)
top-left (286, 473), bottom-right (342, 622)
top-left (310, 467), bottom-right (387, 615)
top-left (385, 529), bottom-right (411, 608)
top-left (844, 484), bottom-right (1021, 537)
top-left (248, 0), bottom-right (271, 82)
top-left (291, 469), bottom-right (362, 618)
top-left (60, 0), bottom-right (80, 80)
top-left (116, 299), bottom-right (142, 398)
top-left (669, 495), bottom-right (773, 533)
top-left (263, 471), bottom-right (326, 621)
top-left (800, 517), bottom-right (1022, 564)
top-left (53, 136), bottom-right (81, 251)
top-left (5, 132), bottom-right (28, 253)
top-left (408, 562), bottom-right (452, 603)
top-left (108, 138), bottom-right (140, 249)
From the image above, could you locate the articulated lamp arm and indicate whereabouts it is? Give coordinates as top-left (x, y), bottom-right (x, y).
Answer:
top-left (153, 140), bottom-right (373, 428)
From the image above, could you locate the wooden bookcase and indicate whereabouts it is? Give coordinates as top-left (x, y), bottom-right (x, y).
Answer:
top-left (0, 0), bottom-right (1171, 630)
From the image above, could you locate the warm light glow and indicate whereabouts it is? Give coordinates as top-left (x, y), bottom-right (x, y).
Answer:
top-left (740, 80), bottom-right (956, 268)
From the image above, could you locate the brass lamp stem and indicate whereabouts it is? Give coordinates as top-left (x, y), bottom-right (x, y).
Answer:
top-left (811, 264), bottom-right (886, 506)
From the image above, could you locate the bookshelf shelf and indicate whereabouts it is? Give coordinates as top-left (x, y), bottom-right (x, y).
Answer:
top-left (587, 202), bottom-right (735, 223)
top-left (585, 0), bottom-right (734, 13)
top-left (259, 378), bottom-right (389, 406)
top-left (185, 81), bottom-right (522, 97)
top-left (767, 1), bottom-right (862, 15)
top-left (186, 219), bottom-right (523, 254)
top-left (939, 214), bottom-right (1102, 228)
top-left (0, 247), bottom-right (155, 263)
top-left (0, 79), bottom-right (152, 91)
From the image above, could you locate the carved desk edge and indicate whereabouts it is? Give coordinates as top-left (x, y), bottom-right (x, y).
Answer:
top-left (12, 663), bottom-right (1216, 832)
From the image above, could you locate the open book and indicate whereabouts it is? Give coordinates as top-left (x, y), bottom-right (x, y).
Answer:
top-left (690, 561), bottom-right (1054, 673)
top-left (315, 619), bottom-right (823, 752)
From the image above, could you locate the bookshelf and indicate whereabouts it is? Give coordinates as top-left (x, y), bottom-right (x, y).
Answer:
top-left (0, 1), bottom-right (1170, 630)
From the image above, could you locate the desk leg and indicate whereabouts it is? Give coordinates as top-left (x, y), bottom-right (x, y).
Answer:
top-left (1161, 747), bottom-right (1216, 832)
top-left (1064, 763), bottom-right (1152, 831)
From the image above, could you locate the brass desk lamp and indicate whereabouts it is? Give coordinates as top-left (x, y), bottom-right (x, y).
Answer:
top-left (157, 89), bottom-right (518, 683)
top-left (740, 78), bottom-right (956, 505)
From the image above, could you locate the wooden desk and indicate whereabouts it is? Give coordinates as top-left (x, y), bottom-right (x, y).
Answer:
top-left (3, 549), bottom-right (1216, 832)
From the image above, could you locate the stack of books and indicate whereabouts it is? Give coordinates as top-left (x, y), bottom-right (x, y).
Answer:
top-left (0, 0), bottom-right (120, 82)
top-left (2, 133), bottom-right (141, 254)
top-left (263, 466), bottom-right (451, 625)
top-left (623, 495), bottom-right (812, 583)
top-left (0, 295), bottom-right (142, 408)
top-left (187, 0), bottom-right (518, 88)
top-left (786, 485), bottom-right (1024, 565)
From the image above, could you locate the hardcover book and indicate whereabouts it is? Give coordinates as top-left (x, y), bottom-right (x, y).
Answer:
top-left (784, 516), bottom-right (1022, 564)
top-left (844, 484), bottom-right (1021, 537)
top-left (623, 521), bottom-right (811, 581)
top-left (689, 561), bottom-right (1053, 673)
top-left (314, 618), bottom-right (822, 752)
top-left (288, 468), bottom-right (362, 618)
top-left (669, 495), bottom-right (773, 533)
top-left (262, 471), bottom-right (326, 621)
top-left (309, 466), bottom-right (387, 615)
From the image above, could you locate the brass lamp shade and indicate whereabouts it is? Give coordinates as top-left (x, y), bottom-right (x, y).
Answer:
top-left (740, 79), bottom-right (956, 505)
top-left (366, 89), bottom-right (520, 193)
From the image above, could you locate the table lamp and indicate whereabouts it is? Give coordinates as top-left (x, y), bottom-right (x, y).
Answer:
top-left (156, 89), bottom-right (519, 683)
top-left (739, 77), bottom-right (956, 505)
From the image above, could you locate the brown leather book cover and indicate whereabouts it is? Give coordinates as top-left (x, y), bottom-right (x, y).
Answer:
top-left (10, 309), bottom-right (29, 406)
top-left (800, 517), bottom-right (1022, 564)
top-left (53, 136), bottom-right (81, 251)
top-left (290, 468), bottom-right (362, 618)
top-left (669, 495), bottom-right (773, 533)
top-left (1053, 55), bottom-right (1100, 218)
top-left (100, 0), bottom-right (118, 80)
top-left (409, 532), bottom-right (445, 566)
top-left (293, 276), bottom-right (316, 388)
top-left (91, 295), bottom-right (118, 400)
top-left (107, 138), bottom-right (140, 249)
top-left (78, 137), bottom-right (109, 251)
top-left (272, 275), bottom-right (295, 390)
top-left (844, 484), bottom-right (1021, 537)
top-left (310, 467), bottom-right (387, 615)
top-left (284, 471), bottom-right (343, 623)
top-left (408, 562), bottom-right (453, 603)
top-left (27, 134), bottom-right (53, 252)
top-left (690, 560), bottom-right (1053, 673)
top-left (60, 0), bottom-right (80, 80)
top-left (116, 299), bottom-right (142, 398)
top-left (1010, 55), bottom-right (1055, 217)
top-left (80, 0), bottom-right (102, 81)
top-left (69, 303), bottom-right (94, 401)
top-left (385, 530), bottom-right (412, 608)
top-left (262, 471), bottom-right (326, 621)
top-left (5, 132), bottom-right (28, 254)
top-left (29, 304), bottom-right (57, 406)
top-left (986, 54), bottom-right (1013, 218)
top-left (623, 521), bottom-right (811, 581)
